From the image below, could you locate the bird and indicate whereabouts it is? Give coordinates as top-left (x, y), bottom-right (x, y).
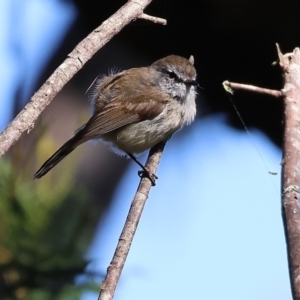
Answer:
top-left (34, 55), bottom-right (198, 184)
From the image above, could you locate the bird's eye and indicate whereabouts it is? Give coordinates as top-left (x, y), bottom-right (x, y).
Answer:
top-left (167, 71), bottom-right (177, 80)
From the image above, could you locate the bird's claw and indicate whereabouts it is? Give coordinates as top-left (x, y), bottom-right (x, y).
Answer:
top-left (138, 169), bottom-right (158, 186)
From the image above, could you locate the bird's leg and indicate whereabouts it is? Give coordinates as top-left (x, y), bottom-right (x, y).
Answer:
top-left (126, 152), bottom-right (158, 186)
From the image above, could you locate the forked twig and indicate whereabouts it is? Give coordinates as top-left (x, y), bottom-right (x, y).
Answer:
top-left (223, 44), bottom-right (300, 300)
top-left (0, 0), bottom-right (166, 157)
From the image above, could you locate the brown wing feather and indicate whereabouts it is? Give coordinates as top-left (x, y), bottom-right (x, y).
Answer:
top-left (74, 89), bottom-right (167, 145)
top-left (76, 113), bottom-right (140, 144)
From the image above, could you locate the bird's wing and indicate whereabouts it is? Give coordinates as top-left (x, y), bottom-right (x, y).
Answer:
top-left (73, 91), bottom-right (168, 145)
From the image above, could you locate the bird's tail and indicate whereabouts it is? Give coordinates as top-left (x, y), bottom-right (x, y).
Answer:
top-left (34, 135), bottom-right (81, 179)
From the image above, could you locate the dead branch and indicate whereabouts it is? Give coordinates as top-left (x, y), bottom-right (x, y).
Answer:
top-left (223, 44), bottom-right (300, 300)
top-left (0, 0), bottom-right (166, 157)
top-left (278, 45), bottom-right (300, 300)
top-left (98, 142), bottom-right (166, 300)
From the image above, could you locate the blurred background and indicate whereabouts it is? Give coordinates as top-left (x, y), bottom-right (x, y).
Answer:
top-left (0, 0), bottom-right (297, 299)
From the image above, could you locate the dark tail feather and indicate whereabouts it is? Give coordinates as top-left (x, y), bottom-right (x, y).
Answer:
top-left (34, 137), bottom-right (79, 179)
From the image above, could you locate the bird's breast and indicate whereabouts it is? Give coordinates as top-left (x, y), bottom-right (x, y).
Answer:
top-left (102, 93), bottom-right (196, 154)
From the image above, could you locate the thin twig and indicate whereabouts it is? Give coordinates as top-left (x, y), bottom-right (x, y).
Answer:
top-left (0, 0), bottom-right (166, 157)
top-left (98, 142), bottom-right (166, 300)
top-left (274, 43), bottom-right (293, 70)
top-left (223, 81), bottom-right (282, 98)
top-left (278, 46), bottom-right (300, 300)
top-left (139, 13), bottom-right (167, 25)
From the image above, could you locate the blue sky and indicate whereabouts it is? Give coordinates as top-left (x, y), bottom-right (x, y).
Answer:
top-left (0, 0), bottom-right (76, 131)
top-left (0, 1), bottom-right (291, 299)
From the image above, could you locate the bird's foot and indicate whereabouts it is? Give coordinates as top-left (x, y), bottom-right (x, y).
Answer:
top-left (138, 169), bottom-right (158, 186)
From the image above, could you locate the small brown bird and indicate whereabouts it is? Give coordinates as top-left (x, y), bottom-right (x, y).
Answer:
top-left (34, 55), bottom-right (198, 182)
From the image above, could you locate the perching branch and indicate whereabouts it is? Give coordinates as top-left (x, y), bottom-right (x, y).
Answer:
top-left (223, 44), bottom-right (300, 300)
top-left (98, 142), bottom-right (166, 300)
top-left (0, 0), bottom-right (166, 157)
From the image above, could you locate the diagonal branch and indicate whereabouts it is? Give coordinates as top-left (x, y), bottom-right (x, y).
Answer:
top-left (98, 141), bottom-right (166, 300)
top-left (0, 0), bottom-right (166, 157)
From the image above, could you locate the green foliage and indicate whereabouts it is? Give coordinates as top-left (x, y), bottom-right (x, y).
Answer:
top-left (0, 133), bottom-right (99, 300)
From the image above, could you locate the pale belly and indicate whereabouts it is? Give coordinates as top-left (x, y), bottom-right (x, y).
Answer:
top-left (102, 115), bottom-right (181, 154)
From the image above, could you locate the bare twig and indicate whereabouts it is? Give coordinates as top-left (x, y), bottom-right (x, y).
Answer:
top-left (223, 81), bottom-right (282, 98)
top-left (278, 46), bottom-right (300, 300)
top-left (0, 0), bottom-right (167, 157)
top-left (98, 142), bottom-right (166, 300)
top-left (274, 43), bottom-right (293, 70)
top-left (139, 13), bottom-right (167, 25)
